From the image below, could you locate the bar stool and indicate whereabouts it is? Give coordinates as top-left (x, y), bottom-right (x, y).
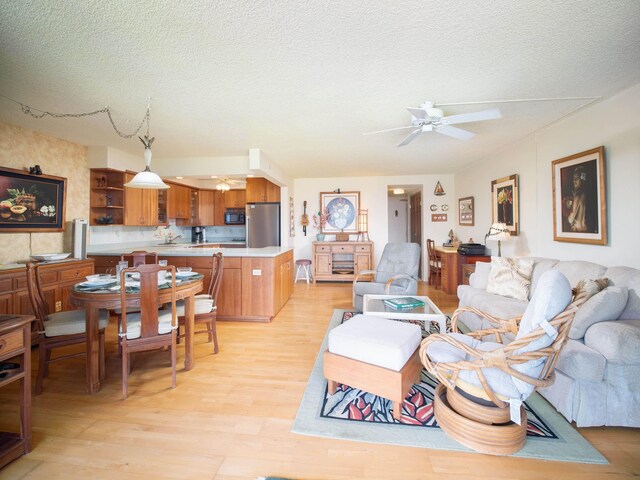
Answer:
top-left (294, 259), bottom-right (313, 283)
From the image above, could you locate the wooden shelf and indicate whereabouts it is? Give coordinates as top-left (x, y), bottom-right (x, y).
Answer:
top-left (313, 241), bottom-right (373, 282)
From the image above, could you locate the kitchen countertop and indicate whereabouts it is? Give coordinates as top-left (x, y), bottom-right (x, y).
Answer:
top-left (87, 243), bottom-right (292, 258)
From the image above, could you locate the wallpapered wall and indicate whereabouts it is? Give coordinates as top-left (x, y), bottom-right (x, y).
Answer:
top-left (0, 122), bottom-right (89, 264)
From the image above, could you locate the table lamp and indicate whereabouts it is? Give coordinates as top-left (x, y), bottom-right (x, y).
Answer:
top-left (485, 222), bottom-right (511, 256)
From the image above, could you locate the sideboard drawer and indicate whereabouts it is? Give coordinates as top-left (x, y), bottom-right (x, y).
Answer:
top-left (60, 266), bottom-right (93, 282)
top-left (315, 245), bottom-right (331, 253)
top-left (0, 329), bottom-right (24, 359)
top-left (16, 271), bottom-right (57, 289)
top-left (331, 245), bottom-right (354, 253)
top-left (355, 245), bottom-right (371, 252)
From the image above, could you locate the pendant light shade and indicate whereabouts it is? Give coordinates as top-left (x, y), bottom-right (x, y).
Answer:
top-left (124, 136), bottom-right (169, 189)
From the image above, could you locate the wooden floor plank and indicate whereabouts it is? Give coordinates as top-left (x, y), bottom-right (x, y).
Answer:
top-left (0, 281), bottom-right (638, 479)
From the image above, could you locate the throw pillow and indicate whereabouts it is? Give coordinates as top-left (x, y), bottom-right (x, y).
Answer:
top-left (486, 257), bottom-right (534, 302)
top-left (569, 286), bottom-right (629, 339)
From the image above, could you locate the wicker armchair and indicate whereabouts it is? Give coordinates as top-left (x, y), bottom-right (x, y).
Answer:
top-left (419, 270), bottom-right (588, 454)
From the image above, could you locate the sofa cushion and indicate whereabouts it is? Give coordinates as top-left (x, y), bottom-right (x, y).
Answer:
top-left (552, 261), bottom-right (607, 288)
top-left (529, 258), bottom-right (559, 298)
top-left (469, 261), bottom-right (491, 289)
top-left (569, 286), bottom-right (629, 339)
top-left (605, 268), bottom-right (640, 320)
top-left (555, 339), bottom-right (606, 382)
top-left (584, 320), bottom-right (640, 364)
top-left (486, 257), bottom-right (534, 301)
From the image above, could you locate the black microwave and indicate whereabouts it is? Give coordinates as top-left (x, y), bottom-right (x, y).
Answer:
top-left (225, 209), bottom-right (245, 225)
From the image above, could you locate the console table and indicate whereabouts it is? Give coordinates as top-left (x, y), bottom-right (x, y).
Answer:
top-left (0, 314), bottom-right (34, 468)
top-left (435, 246), bottom-right (490, 294)
top-left (312, 241), bottom-right (374, 282)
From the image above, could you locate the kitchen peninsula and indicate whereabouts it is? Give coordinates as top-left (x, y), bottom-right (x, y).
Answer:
top-left (88, 244), bottom-right (293, 322)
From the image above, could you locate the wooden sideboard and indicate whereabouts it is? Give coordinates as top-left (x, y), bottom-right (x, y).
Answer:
top-left (0, 314), bottom-right (35, 468)
top-left (312, 241), bottom-right (374, 282)
top-left (0, 259), bottom-right (94, 344)
top-left (435, 246), bottom-right (490, 294)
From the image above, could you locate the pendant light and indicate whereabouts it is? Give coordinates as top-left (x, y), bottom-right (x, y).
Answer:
top-left (124, 134), bottom-right (169, 189)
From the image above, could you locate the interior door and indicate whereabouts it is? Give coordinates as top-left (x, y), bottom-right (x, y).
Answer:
top-left (410, 192), bottom-right (422, 279)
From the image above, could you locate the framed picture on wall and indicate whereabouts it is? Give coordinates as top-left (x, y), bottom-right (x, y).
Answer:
top-left (320, 191), bottom-right (360, 233)
top-left (491, 174), bottom-right (519, 236)
top-left (458, 196), bottom-right (474, 226)
top-left (552, 146), bottom-right (607, 245)
top-left (0, 167), bottom-right (67, 232)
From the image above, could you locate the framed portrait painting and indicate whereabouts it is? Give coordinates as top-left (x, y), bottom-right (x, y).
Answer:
top-left (458, 196), bottom-right (474, 226)
top-left (491, 174), bottom-right (519, 236)
top-left (552, 146), bottom-right (607, 245)
top-left (320, 191), bottom-right (360, 233)
top-left (0, 167), bottom-right (67, 232)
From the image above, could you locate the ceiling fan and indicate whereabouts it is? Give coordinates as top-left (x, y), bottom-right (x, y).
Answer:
top-left (364, 101), bottom-right (502, 146)
top-left (215, 177), bottom-right (245, 191)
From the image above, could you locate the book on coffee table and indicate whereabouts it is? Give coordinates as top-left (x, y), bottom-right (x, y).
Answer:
top-left (382, 297), bottom-right (425, 309)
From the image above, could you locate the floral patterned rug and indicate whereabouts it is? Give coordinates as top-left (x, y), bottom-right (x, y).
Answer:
top-left (292, 310), bottom-right (607, 464)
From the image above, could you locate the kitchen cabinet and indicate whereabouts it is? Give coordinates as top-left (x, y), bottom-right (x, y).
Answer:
top-left (89, 168), bottom-right (125, 226)
top-left (224, 189), bottom-right (246, 209)
top-left (246, 178), bottom-right (280, 203)
top-left (167, 182), bottom-right (191, 220)
top-left (124, 173), bottom-right (158, 226)
top-left (216, 257), bottom-right (242, 318)
top-left (213, 191), bottom-right (225, 226)
top-left (195, 189), bottom-right (215, 226)
top-left (0, 259), bottom-right (94, 344)
top-left (0, 314), bottom-right (35, 469)
top-left (312, 241), bottom-right (374, 282)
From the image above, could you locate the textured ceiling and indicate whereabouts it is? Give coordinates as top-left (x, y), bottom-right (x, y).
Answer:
top-left (1, 0), bottom-right (639, 178)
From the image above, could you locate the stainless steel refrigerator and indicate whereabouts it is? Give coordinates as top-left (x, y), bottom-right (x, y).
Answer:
top-left (246, 203), bottom-right (280, 248)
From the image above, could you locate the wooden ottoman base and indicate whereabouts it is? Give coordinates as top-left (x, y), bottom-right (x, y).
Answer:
top-left (434, 383), bottom-right (527, 455)
top-left (324, 348), bottom-right (422, 420)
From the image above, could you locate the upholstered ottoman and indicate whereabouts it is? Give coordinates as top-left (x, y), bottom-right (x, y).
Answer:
top-left (324, 314), bottom-right (422, 419)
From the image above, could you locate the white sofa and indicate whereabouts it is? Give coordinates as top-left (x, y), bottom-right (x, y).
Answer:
top-left (457, 258), bottom-right (640, 427)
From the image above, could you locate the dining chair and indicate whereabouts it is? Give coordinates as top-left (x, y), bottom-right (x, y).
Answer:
top-left (177, 252), bottom-right (223, 353)
top-left (119, 263), bottom-right (178, 399)
top-left (120, 251), bottom-right (158, 267)
top-left (26, 262), bottom-right (109, 394)
top-left (427, 239), bottom-right (442, 289)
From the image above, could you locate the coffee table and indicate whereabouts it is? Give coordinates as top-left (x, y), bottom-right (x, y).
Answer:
top-left (362, 294), bottom-right (447, 334)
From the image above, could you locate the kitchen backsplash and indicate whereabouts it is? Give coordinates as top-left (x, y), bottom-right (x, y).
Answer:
top-left (89, 225), bottom-right (245, 245)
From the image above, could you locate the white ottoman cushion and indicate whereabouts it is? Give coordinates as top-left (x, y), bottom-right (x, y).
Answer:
top-left (328, 314), bottom-right (421, 372)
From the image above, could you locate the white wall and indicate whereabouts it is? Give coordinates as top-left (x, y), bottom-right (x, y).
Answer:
top-left (455, 83), bottom-right (640, 268)
top-left (292, 174), bottom-right (455, 277)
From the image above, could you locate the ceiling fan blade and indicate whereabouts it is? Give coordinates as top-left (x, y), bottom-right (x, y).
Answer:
top-left (397, 129), bottom-right (422, 147)
top-left (363, 125), bottom-right (416, 135)
top-left (407, 107), bottom-right (428, 120)
top-left (442, 108), bottom-right (502, 125)
top-left (436, 125), bottom-right (475, 140)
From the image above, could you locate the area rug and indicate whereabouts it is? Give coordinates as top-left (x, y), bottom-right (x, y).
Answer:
top-left (292, 309), bottom-right (607, 464)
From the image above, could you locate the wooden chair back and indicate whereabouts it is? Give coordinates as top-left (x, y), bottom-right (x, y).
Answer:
top-left (427, 239), bottom-right (437, 265)
top-left (206, 252), bottom-right (224, 302)
top-left (25, 262), bottom-right (49, 332)
top-left (120, 251), bottom-right (158, 268)
top-left (119, 264), bottom-right (177, 340)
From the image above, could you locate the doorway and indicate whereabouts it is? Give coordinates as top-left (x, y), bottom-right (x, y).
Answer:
top-left (387, 185), bottom-right (423, 278)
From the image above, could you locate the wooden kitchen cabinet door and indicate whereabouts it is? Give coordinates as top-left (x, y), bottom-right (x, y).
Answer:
top-left (216, 264), bottom-right (242, 317)
top-left (197, 189), bottom-right (215, 226)
top-left (213, 191), bottom-right (225, 225)
top-left (124, 173), bottom-right (158, 226)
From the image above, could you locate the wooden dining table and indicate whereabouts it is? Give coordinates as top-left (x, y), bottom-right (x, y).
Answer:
top-left (70, 275), bottom-right (203, 394)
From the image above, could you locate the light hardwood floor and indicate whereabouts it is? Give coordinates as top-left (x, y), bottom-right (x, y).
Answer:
top-left (0, 282), bottom-right (638, 479)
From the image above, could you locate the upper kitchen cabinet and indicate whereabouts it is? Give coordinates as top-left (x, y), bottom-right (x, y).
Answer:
top-left (195, 189), bottom-right (215, 226)
top-left (166, 182), bottom-right (191, 221)
top-left (124, 173), bottom-right (158, 226)
top-left (246, 178), bottom-right (280, 203)
top-left (225, 189), bottom-right (246, 209)
top-left (89, 168), bottom-right (125, 226)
